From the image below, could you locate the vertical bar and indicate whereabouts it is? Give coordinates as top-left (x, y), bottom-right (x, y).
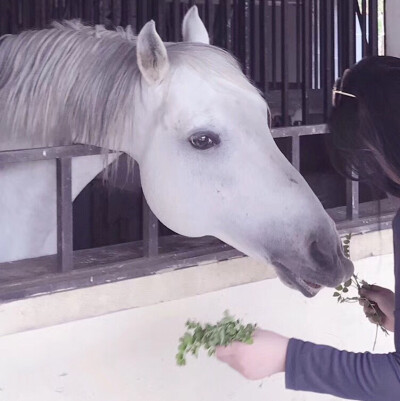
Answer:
top-left (281, 0), bottom-right (289, 126)
top-left (10, 0), bottom-right (18, 34)
top-left (244, 0), bottom-right (251, 77)
top-left (142, 198), bottom-right (159, 258)
top-left (57, 158), bottom-right (73, 272)
top-left (250, 0), bottom-right (259, 83)
top-left (173, 0), bottom-right (180, 41)
top-left (138, 0), bottom-right (147, 29)
top-left (325, 0), bottom-right (335, 118)
top-left (346, 180), bottom-right (360, 220)
top-left (296, 0), bottom-right (302, 88)
top-left (259, 0), bottom-right (268, 95)
top-left (0, 0), bottom-right (7, 36)
top-left (225, 0), bottom-right (233, 51)
top-left (313, 0), bottom-right (319, 89)
top-left (132, 0), bottom-right (138, 32)
top-left (369, 0), bottom-right (378, 56)
top-left (291, 135), bottom-right (300, 171)
top-left (345, 0), bottom-right (358, 220)
top-left (271, 0), bottom-right (277, 88)
top-left (112, 0), bottom-right (122, 26)
top-left (22, 0), bottom-right (31, 29)
top-left (361, 0), bottom-right (367, 56)
top-left (337, 0), bottom-right (344, 72)
top-left (320, 0), bottom-right (327, 116)
top-left (206, 0), bottom-right (215, 43)
top-left (348, 0), bottom-right (356, 65)
top-left (302, 0), bottom-right (311, 124)
top-left (84, 0), bottom-right (95, 24)
top-left (93, 0), bottom-right (99, 24)
top-left (157, 0), bottom-right (166, 39)
top-left (34, 0), bottom-right (42, 28)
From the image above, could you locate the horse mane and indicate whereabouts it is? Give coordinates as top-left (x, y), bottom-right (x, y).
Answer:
top-left (0, 20), bottom-right (258, 151)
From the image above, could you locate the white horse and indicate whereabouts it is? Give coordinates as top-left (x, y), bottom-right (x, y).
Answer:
top-left (0, 7), bottom-right (353, 297)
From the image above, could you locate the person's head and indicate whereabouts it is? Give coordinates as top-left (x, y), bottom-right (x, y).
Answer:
top-left (328, 56), bottom-right (400, 196)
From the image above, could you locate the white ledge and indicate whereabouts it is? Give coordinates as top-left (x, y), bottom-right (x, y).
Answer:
top-left (0, 229), bottom-right (393, 337)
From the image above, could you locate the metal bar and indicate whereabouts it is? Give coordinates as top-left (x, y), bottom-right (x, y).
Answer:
top-left (291, 135), bottom-right (300, 171)
top-left (57, 158), bottom-right (73, 272)
top-left (302, 0), bottom-right (311, 124)
top-left (157, 0), bottom-right (166, 39)
top-left (348, 0), bottom-right (356, 65)
top-left (250, 0), bottom-right (258, 82)
top-left (205, 0), bottom-right (214, 43)
top-left (225, 0), bottom-right (233, 51)
top-left (281, 0), bottom-right (289, 125)
top-left (313, 0), bottom-right (318, 89)
top-left (271, 123), bottom-right (328, 138)
top-left (0, 145), bottom-right (111, 164)
top-left (358, 0), bottom-right (368, 56)
top-left (142, 197), bottom-right (159, 258)
top-left (296, 0), bottom-right (302, 88)
top-left (138, 0), bottom-right (147, 29)
top-left (346, 179), bottom-right (360, 220)
top-left (173, 0), bottom-right (180, 41)
top-left (84, 0), bottom-right (95, 23)
top-left (368, 0), bottom-right (378, 56)
top-left (259, 0), bottom-right (268, 94)
top-left (337, 0), bottom-right (344, 72)
top-left (112, 0), bottom-right (122, 26)
top-left (243, 0), bottom-right (251, 77)
top-left (34, 0), bottom-right (42, 28)
top-left (9, 0), bottom-right (18, 34)
top-left (0, 0), bottom-right (7, 36)
top-left (271, 0), bottom-right (277, 89)
top-left (323, 0), bottom-right (334, 118)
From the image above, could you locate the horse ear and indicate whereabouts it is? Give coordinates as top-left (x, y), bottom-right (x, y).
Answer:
top-left (137, 21), bottom-right (169, 85)
top-left (182, 6), bottom-right (210, 44)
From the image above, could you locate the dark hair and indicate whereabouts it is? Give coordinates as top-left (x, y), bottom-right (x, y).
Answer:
top-left (327, 56), bottom-right (400, 197)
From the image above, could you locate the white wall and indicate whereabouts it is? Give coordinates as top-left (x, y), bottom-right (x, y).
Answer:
top-left (385, 0), bottom-right (400, 56)
top-left (0, 253), bottom-right (395, 401)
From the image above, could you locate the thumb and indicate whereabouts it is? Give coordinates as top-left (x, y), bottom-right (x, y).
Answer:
top-left (215, 345), bottom-right (235, 362)
top-left (359, 286), bottom-right (384, 303)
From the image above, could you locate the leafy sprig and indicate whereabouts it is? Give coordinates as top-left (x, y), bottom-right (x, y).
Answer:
top-left (334, 234), bottom-right (389, 349)
top-left (176, 311), bottom-right (256, 366)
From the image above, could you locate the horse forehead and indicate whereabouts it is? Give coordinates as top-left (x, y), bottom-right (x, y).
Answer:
top-left (169, 67), bottom-right (259, 102)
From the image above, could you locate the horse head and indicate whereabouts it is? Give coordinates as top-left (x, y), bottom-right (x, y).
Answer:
top-left (131, 6), bottom-right (354, 297)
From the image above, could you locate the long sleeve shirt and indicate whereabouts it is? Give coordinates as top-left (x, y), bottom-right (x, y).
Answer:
top-left (285, 211), bottom-right (400, 401)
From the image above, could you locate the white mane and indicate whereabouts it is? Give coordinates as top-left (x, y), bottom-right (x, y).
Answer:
top-left (0, 20), bottom-right (258, 151)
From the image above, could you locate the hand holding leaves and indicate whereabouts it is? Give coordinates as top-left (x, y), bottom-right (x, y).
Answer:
top-left (176, 311), bottom-right (256, 366)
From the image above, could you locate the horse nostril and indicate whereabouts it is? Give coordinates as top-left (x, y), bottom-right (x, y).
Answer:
top-left (309, 240), bottom-right (331, 267)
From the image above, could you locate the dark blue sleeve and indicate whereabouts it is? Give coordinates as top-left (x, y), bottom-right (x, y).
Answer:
top-left (284, 211), bottom-right (400, 401)
top-left (285, 338), bottom-right (400, 400)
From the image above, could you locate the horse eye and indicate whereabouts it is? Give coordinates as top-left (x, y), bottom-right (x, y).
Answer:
top-left (189, 132), bottom-right (220, 150)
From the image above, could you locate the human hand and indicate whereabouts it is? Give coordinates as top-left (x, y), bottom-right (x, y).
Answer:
top-left (215, 329), bottom-right (289, 380)
top-left (359, 285), bottom-right (395, 332)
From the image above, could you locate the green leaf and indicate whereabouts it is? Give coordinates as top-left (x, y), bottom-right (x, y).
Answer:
top-left (176, 312), bottom-right (256, 366)
top-left (344, 279), bottom-right (352, 287)
top-left (333, 292), bottom-right (340, 297)
top-left (336, 285), bottom-right (343, 291)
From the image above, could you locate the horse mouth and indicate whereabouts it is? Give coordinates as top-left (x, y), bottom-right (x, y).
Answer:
top-left (295, 277), bottom-right (323, 297)
top-left (273, 262), bottom-right (324, 297)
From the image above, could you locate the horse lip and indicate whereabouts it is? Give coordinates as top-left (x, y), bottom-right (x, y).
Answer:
top-left (272, 261), bottom-right (324, 297)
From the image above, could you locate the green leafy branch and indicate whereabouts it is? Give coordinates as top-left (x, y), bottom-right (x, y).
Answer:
top-left (333, 233), bottom-right (389, 349)
top-left (176, 311), bottom-right (256, 366)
